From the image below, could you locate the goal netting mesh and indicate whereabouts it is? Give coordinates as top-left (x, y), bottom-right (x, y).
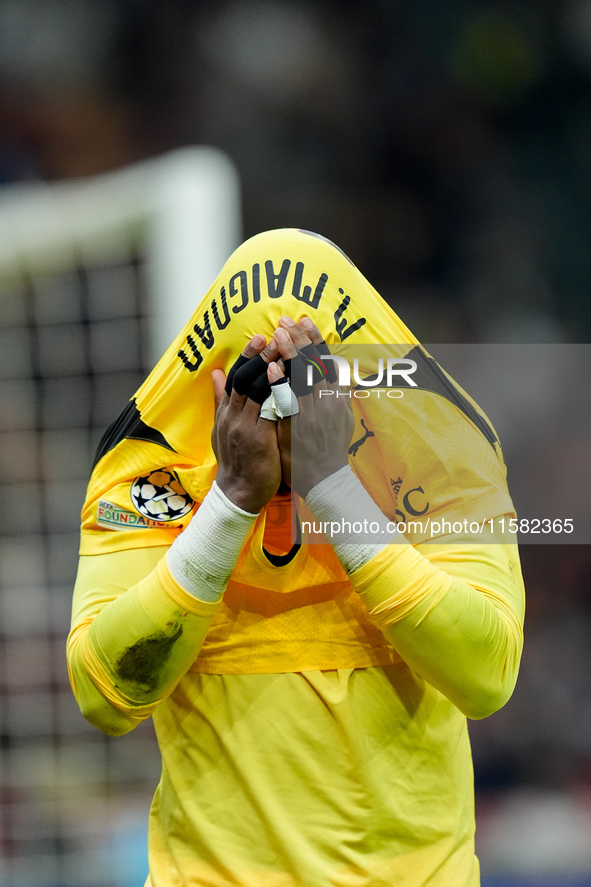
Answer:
top-left (0, 147), bottom-right (241, 887)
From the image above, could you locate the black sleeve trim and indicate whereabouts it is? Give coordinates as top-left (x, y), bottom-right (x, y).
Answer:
top-left (356, 345), bottom-right (498, 450)
top-left (92, 399), bottom-right (176, 470)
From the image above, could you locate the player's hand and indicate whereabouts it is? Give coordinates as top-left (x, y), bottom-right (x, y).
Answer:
top-left (211, 335), bottom-right (281, 513)
top-left (269, 316), bottom-right (354, 497)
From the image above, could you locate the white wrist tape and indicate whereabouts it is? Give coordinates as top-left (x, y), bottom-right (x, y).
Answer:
top-left (259, 380), bottom-right (299, 421)
top-left (305, 465), bottom-right (398, 573)
top-left (166, 481), bottom-right (258, 603)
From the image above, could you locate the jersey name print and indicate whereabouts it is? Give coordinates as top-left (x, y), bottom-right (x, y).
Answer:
top-left (177, 255), bottom-right (368, 373)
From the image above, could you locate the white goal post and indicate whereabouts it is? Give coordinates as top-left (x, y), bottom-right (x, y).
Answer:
top-left (0, 147), bottom-right (240, 887)
top-left (0, 146), bottom-right (241, 365)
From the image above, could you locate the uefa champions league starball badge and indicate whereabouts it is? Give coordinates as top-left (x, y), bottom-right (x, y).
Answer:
top-left (130, 469), bottom-right (194, 522)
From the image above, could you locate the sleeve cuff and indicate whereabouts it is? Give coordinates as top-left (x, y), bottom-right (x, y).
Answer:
top-left (156, 556), bottom-right (222, 617)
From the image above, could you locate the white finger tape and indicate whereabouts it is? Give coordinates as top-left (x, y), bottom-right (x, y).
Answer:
top-left (272, 380), bottom-right (299, 419)
top-left (259, 381), bottom-right (299, 420)
top-left (260, 394), bottom-right (277, 421)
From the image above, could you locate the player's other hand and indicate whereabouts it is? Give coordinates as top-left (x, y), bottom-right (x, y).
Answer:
top-left (270, 316), bottom-right (354, 498)
top-left (211, 335), bottom-right (281, 513)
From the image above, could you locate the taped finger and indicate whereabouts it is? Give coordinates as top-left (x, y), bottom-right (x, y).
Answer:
top-left (224, 354), bottom-right (250, 396)
top-left (315, 340), bottom-right (337, 382)
top-left (285, 343), bottom-right (328, 395)
top-left (271, 377), bottom-right (299, 418)
top-left (232, 354), bottom-right (268, 395)
top-left (248, 370), bottom-right (272, 405)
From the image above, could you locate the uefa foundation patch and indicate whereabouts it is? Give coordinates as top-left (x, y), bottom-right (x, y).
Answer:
top-left (130, 468), bottom-right (195, 522)
top-left (97, 500), bottom-right (172, 530)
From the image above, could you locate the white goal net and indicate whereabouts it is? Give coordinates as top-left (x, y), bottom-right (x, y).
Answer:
top-left (0, 148), bottom-right (241, 887)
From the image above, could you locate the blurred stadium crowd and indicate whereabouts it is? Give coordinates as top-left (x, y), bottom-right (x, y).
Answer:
top-left (1, 0), bottom-right (591, 884)
top-left (3, 0), bottom-right (591, 342)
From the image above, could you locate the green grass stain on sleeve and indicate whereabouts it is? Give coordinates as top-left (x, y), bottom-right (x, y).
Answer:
top-left (116, 623), bottom-right (183, 693)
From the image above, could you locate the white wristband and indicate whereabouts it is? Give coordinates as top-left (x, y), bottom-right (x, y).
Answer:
top-left (166, 481), bottom-right (258, 603)
top-left (304, 465), bottom-right (398, 573)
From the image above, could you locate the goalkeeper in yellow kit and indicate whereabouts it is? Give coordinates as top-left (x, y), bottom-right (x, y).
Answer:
top-left (67, 228), bottom-right (525, 886)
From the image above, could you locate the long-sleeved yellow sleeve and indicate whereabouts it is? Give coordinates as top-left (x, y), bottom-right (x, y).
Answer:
top-left (68, 517), bottom-right (524, 737)
top-left (351, 522), bottom-right (525, 719)
top-left (67, 546), bottom-right (218, 735)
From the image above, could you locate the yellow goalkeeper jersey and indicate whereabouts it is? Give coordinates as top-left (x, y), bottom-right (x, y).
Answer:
top-left (69, 228), bottom-right (525, 886)
top-left (78, 228), bottom-right (515, 675)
